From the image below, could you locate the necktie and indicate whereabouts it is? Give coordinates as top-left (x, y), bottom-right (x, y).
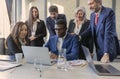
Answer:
top-left (95, 13), bottom-right (99, 26)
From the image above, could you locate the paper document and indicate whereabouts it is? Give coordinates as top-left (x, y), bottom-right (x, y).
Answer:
top-left (0, 61), bottom-right (22, 71)
top-left (0, 55), bottom-right (15, 61)
top-left (68, 60), bottom-right (86, 66)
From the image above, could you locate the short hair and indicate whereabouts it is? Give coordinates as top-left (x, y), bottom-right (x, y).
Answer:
top-left (94, 0), bottom-right (102, 3)
top-left (49, 5), bottom-right (58, 13)
top-left (75, 6), bottom-right (86, 19)
top-left (56, 19), bottom-right (67, 28)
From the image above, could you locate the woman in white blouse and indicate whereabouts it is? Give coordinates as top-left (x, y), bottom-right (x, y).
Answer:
top-left (68, 6), bottom-right (93, 59)
top-left (26, 6), bottom-right (46, 46)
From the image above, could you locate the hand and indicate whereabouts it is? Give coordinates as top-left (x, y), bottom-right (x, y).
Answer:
top-left (100, 53), bottom-right (109, 63)
top-left (70, 33), bottom-right (76, 35)
top-left (90, 53), bottom-right (94, 58)
top-left (29, 36), bottom-right (36, 41)
top-left (50, 53), bottom-right (58, 59)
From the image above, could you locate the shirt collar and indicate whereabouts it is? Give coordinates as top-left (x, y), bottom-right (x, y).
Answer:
top-left (34, 19), bottom-right (40, 23)
top-left (95, 5), bottom-right (102, 16)
top-left (58, 32), bottom-right (67, 40)
top-left (73, 19), bottom-right (85, 24)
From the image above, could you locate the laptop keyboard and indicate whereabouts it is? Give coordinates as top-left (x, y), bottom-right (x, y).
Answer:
top-left (95, 65), bottom-right (110, 73)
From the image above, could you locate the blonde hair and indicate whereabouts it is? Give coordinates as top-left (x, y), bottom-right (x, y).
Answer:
top-left (75, 6), bottom-right (86, 20)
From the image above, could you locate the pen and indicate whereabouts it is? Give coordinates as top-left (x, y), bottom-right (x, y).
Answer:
top-left (10, 67), bottom-right (16, 74)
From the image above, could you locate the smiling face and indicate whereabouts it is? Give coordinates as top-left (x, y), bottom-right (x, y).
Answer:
top-left (76, 10), bottom-right (84, 21)
top-left (88, 0), bottom-right (101, 13)
top-left (32, 8), bottom-right (38, 20)
top-left (18, 24), bottom-right (28, 39)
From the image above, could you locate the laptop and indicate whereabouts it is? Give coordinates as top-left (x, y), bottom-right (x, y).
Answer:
top-left (22, 46), bottom-right (56, 66)
top-left (82, 45), bottom-right (120, 76)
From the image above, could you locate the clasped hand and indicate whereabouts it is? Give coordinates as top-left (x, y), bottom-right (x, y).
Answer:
top-left (29, 36), bottom-right (36, 41)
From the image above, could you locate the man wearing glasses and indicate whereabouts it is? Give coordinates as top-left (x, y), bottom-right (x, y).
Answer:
top-left (45, 19), bottom-right (79, 60)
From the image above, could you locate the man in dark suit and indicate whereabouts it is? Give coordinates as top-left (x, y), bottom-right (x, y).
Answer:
top-left (46, 5), bottom-right (67, 37)
top-left (45, 19), bottom-right (79, 60)
top-left (81, 0), bottom-right (120, 62)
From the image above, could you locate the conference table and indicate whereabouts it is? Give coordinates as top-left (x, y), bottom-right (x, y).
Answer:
top-left (0, 61), bottom-right (120, 79)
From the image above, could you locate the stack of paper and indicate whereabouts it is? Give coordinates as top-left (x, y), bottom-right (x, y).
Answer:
top-left (68, 60), bottom-right (86, 66)
top-left (0, 55), bottom-right (15, 61)
top-left (0, 61), bottom-right (22, 71)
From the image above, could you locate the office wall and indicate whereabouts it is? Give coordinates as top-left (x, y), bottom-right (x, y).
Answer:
top-left (116, 0), bottom-right (120, 39)
top-left (47, 0), bottom-right (76, 25)
top-left (1, 0), bottom-right (119, 39)
top-left (47, 0), bottom-right (120, 39)
top-left (21, 0), bottom-right (45, 22)
top-left (0, 0), bottom-right (10, 38)
top-left (79, 0), bottom-right (112, 19)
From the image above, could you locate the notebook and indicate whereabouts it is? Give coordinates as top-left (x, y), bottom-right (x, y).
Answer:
top-left (0, 55), bottom-right (15, 61)
top-left (22, 46), bottom-right (56, 66)
top-left (82, 45), bottom-right (120, 76)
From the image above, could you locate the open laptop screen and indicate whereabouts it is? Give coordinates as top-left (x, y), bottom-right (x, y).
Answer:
top-left (82, 45), bottom-right (120, 76)
top-left (22, 46), bottom-right (53, 65)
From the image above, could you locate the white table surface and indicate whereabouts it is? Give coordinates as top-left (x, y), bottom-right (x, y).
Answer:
top-left (0, 61), bottom-right (120, 79)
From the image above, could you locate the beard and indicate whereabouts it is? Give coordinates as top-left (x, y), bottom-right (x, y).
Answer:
top-left (90, 8), bottom-right (95, 13)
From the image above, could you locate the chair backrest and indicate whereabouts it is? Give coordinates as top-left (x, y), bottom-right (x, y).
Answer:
top-left (0, 38), bottom-right (5, 55)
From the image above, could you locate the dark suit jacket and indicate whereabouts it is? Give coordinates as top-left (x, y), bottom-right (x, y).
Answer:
top-left (6, 35), bottom-right (28, 55)
top-left (27, 20), bottom-right (47, 46)
top-left (45, 33), bottom-right (79, 60)
top-left (68, 19), bottom-right (93, 59)
top-left (81, 6), bottom-right (120, 61)
top-left (46, 14), bottom-right (66, 37)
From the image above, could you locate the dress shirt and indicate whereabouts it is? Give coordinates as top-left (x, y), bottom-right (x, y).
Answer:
top-left (73, 20), bottom-right (84, 35)
top-left (32, 19), bottom-right (40, 32)
top-left (57, 33), bottom-right (67, 53)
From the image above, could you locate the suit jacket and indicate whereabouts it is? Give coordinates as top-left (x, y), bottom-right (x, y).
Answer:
top-left (45, 33), bottom-right (79, 60)
top-left (81, 6), bottom-right (120, 61)
top-left (6, 35), bottom-right (28, 55)
top-left (46, 14), bottom-right (66, 37)
top-left (27, 20), bottom-right (47, 46)
top-left (68, 19), bottom-right (93, 59)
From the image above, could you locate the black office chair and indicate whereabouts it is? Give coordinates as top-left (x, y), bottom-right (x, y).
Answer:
top-left (0, 38), bottom-right (5, 55)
